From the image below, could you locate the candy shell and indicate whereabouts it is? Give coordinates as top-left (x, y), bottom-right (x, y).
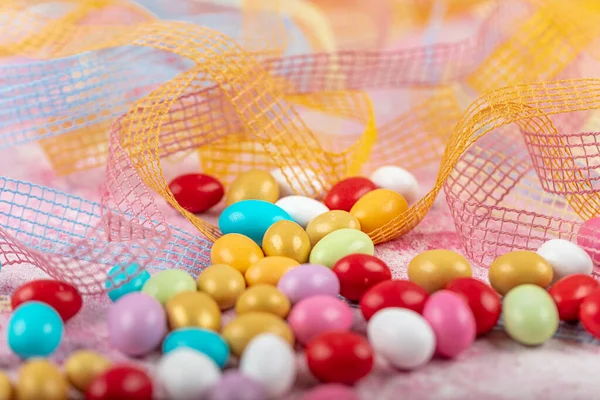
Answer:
top-left (549, 274), bottom-right (599, 321)
top-left (107, 292), bottom-right (167, 356)
top-left (0, 372), bottom-right (12, 400)
top-left (221, 312), bottom-right (294, 357)
top-left (86, 365), bottom-right (153, 400)
top-left (17, 359), bottom-right (68, 400)
top-left (309, 229), bottom-right (374, 268)
top-left (206, 371), bottom-right (268, 400)
top-left (503, 284), bottom-right (559, 345)
top-left (240, 334), bottom-right (296, 397)
top-left (157, 348), bottom-right (221, 400)
top-left (105, 263), bottom-right (150, 303)
top-left (407, 249), bottom-right (472, 293)
top-left (367, 308), bottom-right (435, 370)
top-left (65, 350), bottom-right (112, 392)
top-left (8, 301), bottom-right (63, 359)
top-left (169, 173), bottom-right (224, 213)
top-left (162, 328), bottom-right (230, 368)
top-left (277, 264), bottom-right (340, 303)
top-left (235, 285), bottom-right (291, 318)
top-left (324, 177), bottom-right (378, 212)
top-left (165, 291), bottom-right (221, 331)
top-left (141, 269), bottom-right (196, 305)
top-left (219, 200), bottom-right (293, 246)
top-left (422, 290), bottom-right (476, 358)
top-left (359, 280), bottom-right (429, 321)
top-left (446, 278), bottom-right (501, 336)
top-left (11, 279), bottom-right (82, 322)
top-left (302, 384), bottom-right (360, 400)
top-left (537, 239), bottom-right (593, 282)
top-left (274, 196), bottom-right (329, 229)
top-left (349, 189), bottom-right (408, 233)
top-left (369, 166), bottom-right (420, 204)
top-left (270, 167), bottom-right (323, 197)
top-left (197, 264), bottom-right (246, 310)
top-left (577, 216), bottom-right (600, 263)
top-left (488, 251), bottom-right (553, 295)
top-left (225, 170), bottom-right (279, 206)
top-left (288, 295), bottom-right (353, 344)
top-left (211, 234), bottom-right (264, 274)
top-left (305, 210), bottom-right (361, 246)
top-left (245, 256), bottom-right (300, 286)
top-left (262, 220), bottom-right (311, 263)
top-left (581, 288), bottom-right (600, 338)
top-left (332, 254), bottom-right (391, 301)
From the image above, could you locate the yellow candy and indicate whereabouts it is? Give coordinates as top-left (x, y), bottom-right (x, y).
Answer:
top-left (489, 251), bottom-right (553, 296)
top-left (65, 350), bottom-right (111, 392)
top-left (0, 372), bottom-right (12, 400)
top-left (222, 312), bottom-right (294, 357)
top-left (235, 284), bottom-right (291, 318)
top-left (225, 170), bottom-right (280, 206)
top-left (165, 291), bottom-right (222, 331)
top-left (407, 249), bottom-right (472, 293)
top-left (305, 210), bottom-right (361, 246)
top-left (262, 220), bottom-right (311, 263)
top-left (211, 234), bottom-right (264, 274)
top-left (197, 264), bottom-right (247, 310)
top-left (350, 188), bottom-right (408, 233)
top-left (17, 359), bottom-right (68, 400)
top-left (245, 256), bottom-right (299, 286)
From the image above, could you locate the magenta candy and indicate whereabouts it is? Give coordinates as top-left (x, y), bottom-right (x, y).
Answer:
top-left (107, 292), bottom-right (167, 356)
top-left (302, 384), bottom-right (360, 400)
top-left (288, 295), bottom-right (353, 345)
top-left (205, 371), bottom-right (268, 400)
top-left (277, 264), bottom-right (340, 304)
top-left (577, 217), bottom-right (600, 263)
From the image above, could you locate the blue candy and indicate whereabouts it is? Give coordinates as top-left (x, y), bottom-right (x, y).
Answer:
top-left (105, 263), bottom-right (151, 302)
top-left (8, 301), bottom-right (63, 359)
top-left (162, 328), bottom-right (230, 368)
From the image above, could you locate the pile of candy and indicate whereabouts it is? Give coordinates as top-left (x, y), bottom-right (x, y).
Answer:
top-left (5, 166), bottom-right (600, 399)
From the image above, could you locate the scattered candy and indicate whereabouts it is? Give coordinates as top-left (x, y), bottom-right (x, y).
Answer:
top-left (324, 176), bottom-right (378, 212)
top-left (245, 256), bottom-right (300, 286)
top-left (11, 279), bottom-right (82, 322)
top-left (17, 359), bottom-right (68, 400)
top-left (549, 274), bottom-right (599, 321)
top-left (359, 280), bottom-right (429, 321)
top-left (367, 308), bottom-right (435, 370)
top-left (301, 384), bottom-right (360, 400)
top-left (222, 312), bottom-right (294, 357)
top-left (537, 239), bottom-right (593, 282)
top-left (305, 210), bottom-right (361, 246)
top-left (169, 173), bottom-right (224, 214)
top-left (65, 350), bottom-right (112, 393)
top-left (288, 295), bottom-right (354, 345)
top-left (277, 264), bottom-right (340, 304)
top-left (206, 371), bottom-right (268, 400)
top-left (165, 291), bottom-right (221, 331)
top-left (309, 228), bottom-right (374, 268)
top-left (240, 334), bottom-right (296, 397)
top-left (332, 254), bottom-right (392, 301)
top-left (369, 165), bottom-right (420, 204)
top-left (306, 331), bottom-right (374, 385)
top-left (270, 166), bottom-right (323, 198)
top-left (488, 251), bottom-right (553, 296)
top-left (197, 264), bottom-right (246, 310)
top-left (107, 292), bottom-right (167, 357)
top-left (8, 301), bottom-right (64, 359)
top-left (577, 216), bottom-right (600, 263)
top-left (86, 365), bottom-right (153, 400)
top-left (503, 284), bottom-right (559, 345)
top-left (0, 372), bottom-right (12, 400)
top-left (235, 284), bottom-right (291, 318)
top-left (218, 199), bottom-right (293, 246)
top-left (105, 263), bottom-right (150, 302)
top-left (349, 188), bottom-right (408, 233)
top-left (422, 290), bottom-right (476, 358)
top-left (211, 233), bottom-right (265, 274)
top-left (580, 287), bottom-right (600, 338)
top-left (157, 348), bottom-right (221, 400)
top-left (162, 328), bottom-right (230, 368)
top-left (275, 195), bottom-right (330, 228)
top-left (262, 220), bottom-right (311, 263)
top-left (226, 170), bottom-right (279, 206)
top-left (446, 277), bottom-right (501, 336)
top-left (141, 269), bottom-right (196, 305)
top-left (407, 249), bottom-right (472, 293)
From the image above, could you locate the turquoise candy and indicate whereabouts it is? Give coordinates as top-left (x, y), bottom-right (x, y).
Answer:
top-left (162, 328), bottom-right (230, 368)
top-left (105, 263), bottom-right (151, 302)
top-left (218, 200), bottom-right (293, 246)
top-left (8, 301), bottom-right (64, 359)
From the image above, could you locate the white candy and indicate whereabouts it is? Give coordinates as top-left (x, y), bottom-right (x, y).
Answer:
top-left (369, 166), bottom-right (420, 204)
top-left (157, 348), bottom-right (221, 399)
top-left (270, 167), bottom-right (324, 198)
top-left (537, 239), bottom-right (593, 282)
top-left (367, 308), bottom-right (435, 370)
top-left (239, 334), bottom-right (296, 397)
top-left (275, 196), bottom-right (329, 228)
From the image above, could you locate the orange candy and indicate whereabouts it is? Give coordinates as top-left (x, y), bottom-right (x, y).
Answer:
top-left (350, 189), bottom-right (408, 233)
top-left (245, 257), bottom-right (300, 286)
top-left (211, 234), bottom-right (264, 274)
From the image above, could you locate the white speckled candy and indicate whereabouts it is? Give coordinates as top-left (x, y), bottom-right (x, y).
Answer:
top-left (369, 166), bottom-right (420, 204)
top-left (270, 167), bottom-right (324, 198)
top-left (275, 196), bottom-right (329, 228)
top-left (537, 239), bottom-right (593, 282)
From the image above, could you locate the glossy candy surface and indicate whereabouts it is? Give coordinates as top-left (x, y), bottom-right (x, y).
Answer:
top-left (369, 166), bottom-right (420, 204)
top-left (324, 177), bottom-right (377, 212)
top-left (360, 280), bottom-right (429, 321)
top-left (235, 284), bottom-right (291, 318)
top-left (206, 371), bottom-right (268, 400)
top-left (275, 196), bottom-right (329, 228)
top-left (8, 301), bottom-right (64, 359)
top-left (309, 229), bottom-right (374, 268)
top-left (0, 372), bottom-right (12, 400)
top-left (221, 312), bottom-right (294, 357)
top-left (262, 220), bottom-right (311, 263)
top-left (225, 170), bottom-right (279, 206)
top-left (196, 264), bottom-right (246, 310)
top-left (408, 250), bottom-right (472, 293)
top-left (169, 173), bottom-right (224, 213)
top-left (17, 359), bottom-right (68, 400)
top-left (165, 291), bottom-right (221, 331)
top-left (86, 365), bottom-right (153, 400)
top-left (162, 328), bottom-right (230, 367)
top-left (580, 287), bottom-right (600, 338)
top-left (537, 239), bottom-right (593, 282)
top-left (210, 234), bottom-right (264, 274)
top-left (301, 384), bottom-right (360, 400)
top-left (245, 256), bottom-right (300, 286)
top-left (157, 349), bottom-right (221, 400)
top-left (349, 188), bottom-right (408, 233)
top-left (288, 295), bottom-right (353, 344)
top-left (65, 350), bottom-right (112, 393)
top-left (305, 210), bottom-right (361, 246)
top-left (141, 269), bottom-right (196, 305)
top-left (11, 279), bottom-right (82, 322)
top-left (270, 167), bottom-right (323, 198)
top-left (488, 251), bottom-right (553, 295)
top-left (332, 254), bottom-right (391, 301)
top-left (446, 278), bottom-right (502, 335)
top-left (105, 263), bottom-right (150, 303)
top-left (277, 264), bottom-right (340, 304)
top-left (549, 274), bottom-right (599, 321)
top-left (577, 216), bottom-right (600, 263)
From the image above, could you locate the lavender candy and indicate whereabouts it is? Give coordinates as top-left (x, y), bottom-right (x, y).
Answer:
top-left (277, 263), bottom-right (340, 303)
top-left (206, 371), bottom-right (268, 400)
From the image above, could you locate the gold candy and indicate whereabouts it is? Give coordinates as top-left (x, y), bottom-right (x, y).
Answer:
top-left (225, 170), bottom-right (280, 206)
top-left (489, 251), bottom-right (553, 296)
top-left (235, 284), bottom-right (291, 318)
top-left (245, 256), bottom-right (299, 286)
top-left (17, 359), bottom-right (68, 400)
top-left (197, 264), bottom-right (247, 310)
top-left (305, 210), bottom-right (361, 246)
top-left (0, 372), bottom-right (12, 400)
top-left (407, 249), bottom-right (472, 293)
top-left (65, 350), bottom-right (111, 392)
top-left (165, 291), bottom-right (222, 331)
top-left (222, 312), bottom-right (294, 357)
top-left (262, 220), bottom-right (311, 263)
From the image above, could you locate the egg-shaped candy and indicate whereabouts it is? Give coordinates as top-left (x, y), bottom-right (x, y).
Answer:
top-left (65, 350), bottom-right (112, 393)
top-left (301, 384), bottom-right (360, 400)
top-left (11, 279), bottom-right (82, 322)
top-left (422, 290), bottom-right (476, 358)
top-left (581, 288), bottom-right (600, 338)
top-left (407, 250), bottom-right (472, 293)
top-left (0, 372), bottom-right (12, 400)
top-left (141, 269), bottom-right (196, 305)
top-left (86, 365), bottom-right (153, 400)
top-left (577, 217), bottom-right (600, 263)
top-left (219, 200), bottom-right (293, 246)
top-left (165, 291), bottom-right (221, 331)
top-left (197, 264), bottom-right (246, 310)
top-left (17, 359), bottom-right (68, 400)
top-left (206, 371), bottom-right (268, 400)
top-left (275, 196), bottom-right (329, 228)
top-left (245, 256), bottom-right (299, 286)
top-left (537, 239), bottom-right (593, 282)
top-left (549, 274), bottom-right (599, 321)
top-left (446, 278), bottom-right (501, 336)
top-left (305, 210), bottom-right (361, 246)
top-left (270, 166), bottom-right (324, 197)
top-left (157, 348), bottom-right (221, 400)
top-left (162, 328), bottom-right (230, 368)
top-left (332, 254), bottom-right (391, 301)
top-left (105, 263), bottom-right (151, 303)
top-left (8, 301), bottom-right (63, 359)
top-left (240, 334), bottom-right (296, 397)
top-left (211, 234), bottom-right (264, 274)
top-left (488, 251), bottom-right (553, 295)
top-left (367, 308), bottom-right (435, 370)
top-left (262, 220), bottom-right (311, 263)
top-left (288, 295), bottom-right (353, 344)
top-left (169, 173), bottom-right (224, 213)
top-left (225, 170), bottom-right (279, 206)
top-left (349, 189), bottom-right (408, 233)
top-left (309, 229), bottom-right (374, 268)
top-left (277, 264), bottom-right (340, 304)
top-left (360, 280), bottom-right (429, 321)
top-left (236, 285), bottom-right (291, 318)
top-left (324, 177), bottom-right (378, 212)
top-left (369, 166), bottom-right (420, 204)
top-left (222, 312), bottom-right (294, 357)
top-left (503, 284), bottom-right (559, 345)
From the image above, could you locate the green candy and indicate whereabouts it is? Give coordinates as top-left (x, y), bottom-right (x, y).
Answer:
top-left (141, 269), bottom-right (196, 305)
top-left (503, 284), bottom-right (559, 346)
top-left (309, 228), bottom-right (374, 268)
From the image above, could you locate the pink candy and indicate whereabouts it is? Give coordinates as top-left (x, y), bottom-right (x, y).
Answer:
top-left (302, 384), bottom-right (360, 400)
top-left (288, 295), bottom-right (353, 345)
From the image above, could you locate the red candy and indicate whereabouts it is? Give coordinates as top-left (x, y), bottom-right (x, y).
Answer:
top-left (445, 278), bottom-right (501, 336)
top-left (332, 254), bottom-right (392, 301)
top-left (305, 331), bottom-right (373, 385)
top-left (580, 288), bottom-right (600, 338)
top-left (359, 280), bottom-right (429, 321)
top-left (11, 279), bottom-right (82, 322)
top-left (85, 365), bottom-right (153, 400)
top-left (324, 177), bottom-right (377, 212)
top-left (168, 173), bottom-right (224, 213)
top-left (549, 274), bottom-right (599, 322)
